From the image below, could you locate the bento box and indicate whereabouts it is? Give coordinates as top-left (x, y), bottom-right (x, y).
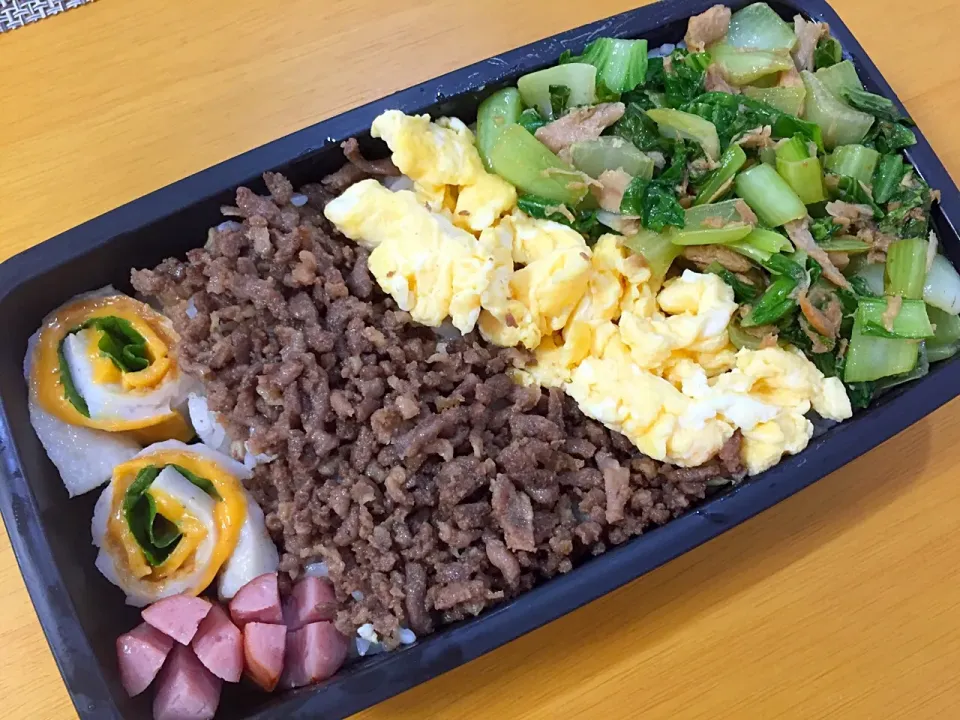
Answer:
top-left (1, 0), bottom-right (958, 717)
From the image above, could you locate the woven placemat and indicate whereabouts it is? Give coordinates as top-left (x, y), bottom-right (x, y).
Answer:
top-left (0, 0), bottom-right (96, 32)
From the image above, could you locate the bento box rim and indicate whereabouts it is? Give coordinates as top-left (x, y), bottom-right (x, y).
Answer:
top-left (1, 0), bottom-right (958, 717)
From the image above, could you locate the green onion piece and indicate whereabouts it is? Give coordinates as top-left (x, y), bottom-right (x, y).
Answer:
top-left (727, 2), bottom-right (798, 51)
top-left (801, 70), bottom-right (874, 150)
top-left (742, 86), bottom-right (806, 116)
top-left (872, 154), bottom-right (906, 205)
top-left (488, 124), bottom-right (589, 205)
top-left (476, 88), bottom-right (523, 171)
top-left (858, 297), bottom-right (934, 339)
top-left (742, 227), bottom-right (793, 253)
top-left (742, 274), bottom-right (799, 327)
top-left (569, 137), bottom-right (654, 180)
top-left (694, 144), bottom-right (747, 206)
top-left (646, 108), bottom-right (720, 161)
top-left (622, 229), bottom-right (682, 282)
top-left (708, 42), bottom-right (795, 86)
top-left (735, 163), bottom-right (808, 226)
top-left (885, 237), bottom-right (928, 299)
top-left (843, 314), bottom-right (920, 382)
top-left (517, 63), bottom-right (597, 120)
top-left (825, 144), bottom-right (880, 185)
top-left (818, 237), bottom-right (871, 253)
top-left (777, 157), bottom-right (827, 204)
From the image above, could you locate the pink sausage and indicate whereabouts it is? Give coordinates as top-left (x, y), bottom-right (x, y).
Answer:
top-left (191, 604), bottom-right (243, 683)
top-left (142, 594), bottom-right (213, 645)
top-left (280, 622), bottom-right (349, 690)
top-left (152, 644), bottom-right (221, 720)
top-left (228, 573), bottom-right (283, 627)
top-left (283, 576), bottom-right (337, 631)
top-left (116, 622), bottom-right (174, 697)
top-left (243, 622), bottom-right (287, 692)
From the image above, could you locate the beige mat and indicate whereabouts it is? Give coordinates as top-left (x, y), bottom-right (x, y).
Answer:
top-left (0, 0), bottom-right (96, 32)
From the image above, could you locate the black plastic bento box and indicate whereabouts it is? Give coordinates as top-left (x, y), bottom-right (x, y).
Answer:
top-left (1, 0), bottom-right (958, 717)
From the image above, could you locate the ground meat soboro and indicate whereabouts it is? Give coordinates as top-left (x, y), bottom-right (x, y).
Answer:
top-left (132, 171), bottom-right (735, 648)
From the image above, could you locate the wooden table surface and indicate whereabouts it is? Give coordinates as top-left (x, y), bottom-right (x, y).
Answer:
top-left (2, 0), bottom-right (959, 717)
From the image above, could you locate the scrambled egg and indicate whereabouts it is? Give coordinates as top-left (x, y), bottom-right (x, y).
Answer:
top-left (325, 109), bottom-right (854, 475)
top-left (324, 179), bottom-right (504, 333)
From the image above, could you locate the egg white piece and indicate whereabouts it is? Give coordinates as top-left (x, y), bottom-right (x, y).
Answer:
top-left (24, 329), bottom-right (140, 497)
top-left (217, 488), bottom-right (280, 601)
top-left (62, 330), bottom-right (193, 423)
top-left (92, 466), bottom-right (221, 607)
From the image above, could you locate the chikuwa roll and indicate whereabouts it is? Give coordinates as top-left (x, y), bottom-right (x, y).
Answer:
top-left (92, 440), bottom-right (279, 606)
top-left (25, 289), bottom-right (197, 496)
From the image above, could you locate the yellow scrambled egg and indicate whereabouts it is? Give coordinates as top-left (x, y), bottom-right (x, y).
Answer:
top-left (325, 110), bottom-right (854, 474)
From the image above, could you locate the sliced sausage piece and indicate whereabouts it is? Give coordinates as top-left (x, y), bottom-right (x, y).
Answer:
top-left (117, 622), bottom-right (174, 697)
top-left (283, 576), bottom-right (338, 632)
top-left (191, 604), bottom-right (243, 683)
top-left (280, 622), bottom-right (350, 690)
top-left (243, 622), bottom-right (287, 692)
top-left (152, 644), bottom-right (222, 720)
top-left (142, 595), bottom-right (213, 645)
top-left (228, 572), bottom-right (283, 627)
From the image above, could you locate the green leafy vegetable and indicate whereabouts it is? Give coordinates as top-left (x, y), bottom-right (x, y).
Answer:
top-left (611, 103), bottom-right (668, 152)
top-left (561, 37), bottom-right (648, 95)
top-left (476, 88), bottom-right (523, 171)
top-left (818, 238), bottom-right (871, 253)
top-left (569, 137), bottom-right (654, 179)
top-left (858, 297), bottom-right (933, 339)
top-left (814, 37), bottom-right (842, 70)
top-left (885, 237), bottom-right (928, 299)
top-left (620, 142), bottom-right (691, 232)
top-left (735, 164), bottom-right (807, 227)
top-left (810, 215), bottom-right (841, 243)
top-left (831, 175), bottom-right (883, 218)
top-left (923, 254), bottom-right (960, 315)
top-left (645, 108), bottom-right (720, 161)
top-left (488, 124), bottom-right (588, 205)
top-left (81, 316), bottom-right (150, 373)
top-left (871, 154), bottom-right (906, 205)
top-left (843, 89), bottom-right (903, 123)
top-left (622, 229), bottom-right (682, 281)
top-left (844, 314), bottom-right (920, 382)
top-left (879, 176), bottom-right (932, 239)
top-left (517, 194), bottom-right (608, 242)
top-left (695, 144), bottom-right (746, 205)
top-left (518, 108), bottom-right (546, 134)
top-left (549, 84), bottom-right (571, 118)
top-left (57, 339), bottom-right (89, 417)
top-left (727, 2), bottom-right (798, 51)
top-left (170, 464), bottom-right (223, 501)
top-left (862, 119), bottom-right (916, 154)
top-left (742, 274), bottom-right (798, 327)
top-left (683, 92), bottom-right (824, 152)
top-left (815, 60), bottom-right (864, 97)
top-left (845, 381), bottom-right (875, 409)
top-left (825, 144), bottom-right (880, 186)
top-left (708, 42), bottom-right (794, 86)
top-left (123, 466), bottom-right (180, 567)
top-left (517, 63), bottom-right (597, 120)
top-left (705, 262), bottom-right (760, 303)
top-left (742, 86), bottom-right (806, 116)
top-left (801, 70), bottom-right (874, 150)
top-left (644, 49), bottom-right (711, 108)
